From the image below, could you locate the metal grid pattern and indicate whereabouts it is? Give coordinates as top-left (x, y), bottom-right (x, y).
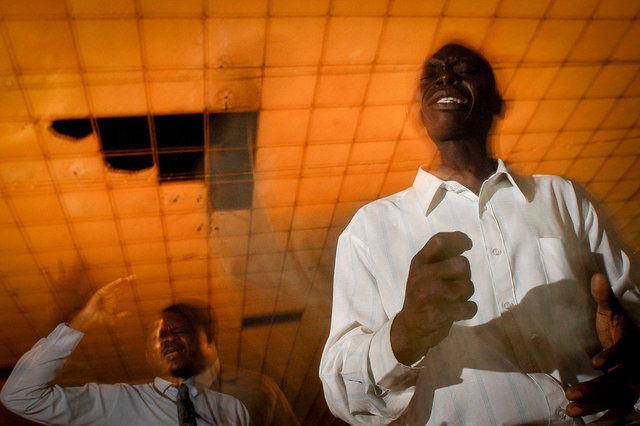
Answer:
top-left (0, 0), bottom-right (639, 424)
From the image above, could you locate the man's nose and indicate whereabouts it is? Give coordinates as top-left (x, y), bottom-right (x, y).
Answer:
top-left (436, 68), bottom-right (460, 85)
top-left (160, 333), bottom-right (179, 343)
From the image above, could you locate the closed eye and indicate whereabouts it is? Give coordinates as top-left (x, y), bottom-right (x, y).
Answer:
top-left (159, 327), bottom-right (190, 339)
top-left (454, 65), bottom-right (479, 75)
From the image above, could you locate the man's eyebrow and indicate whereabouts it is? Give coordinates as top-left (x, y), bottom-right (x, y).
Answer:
top-left (431, 55), bottom-right (479, 64)
top-left (426, 56), bottom-right (475, 68)
top-left (450, 56), bottom-right (477, 64)
top-left (159, 325), bottom-right (190, 333)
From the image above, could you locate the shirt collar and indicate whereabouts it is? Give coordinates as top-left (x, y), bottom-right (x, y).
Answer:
top-left (413, 159), bottom-right (531, 215)
top-left (153, 362), bottom-right (219, 399)
top-left (493, 159), bottom-right (532, 202)
top-left (412, 166), bottom-right (446, 216)
top-left (154, 376), bottom-right (177, 397)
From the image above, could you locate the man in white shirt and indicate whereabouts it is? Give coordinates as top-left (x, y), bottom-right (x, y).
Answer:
top-left (1, 276), bottom-right (250, 425)
top-left (320, 44), bottom-right (640, 425)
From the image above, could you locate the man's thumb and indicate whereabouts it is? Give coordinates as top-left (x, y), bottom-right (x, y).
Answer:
top-left (591, 273), bottom-right (615, 313)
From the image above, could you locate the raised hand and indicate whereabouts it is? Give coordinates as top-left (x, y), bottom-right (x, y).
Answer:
top-left (69, 276), bottom-right (135, 332)
top-left (565, 273), bottom-right (640, 423)
top-left (391, 232), bottom-right (477, 365)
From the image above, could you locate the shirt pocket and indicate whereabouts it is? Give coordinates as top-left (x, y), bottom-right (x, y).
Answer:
top-left (537, 237), bottom-right (597, 360)
top-left (538, 237), bottom-right (579, 284)
top-left (343, 375), bottom-right (373, 415)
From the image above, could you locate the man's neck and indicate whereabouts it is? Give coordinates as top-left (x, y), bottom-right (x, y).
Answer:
top-left (163, 365), bottom-right (216, 389)
top-left (164, 376), bottom-right (183, 385)
top-left (430, 138), bottom-right (497, 195)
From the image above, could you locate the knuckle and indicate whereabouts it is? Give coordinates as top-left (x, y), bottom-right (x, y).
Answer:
top-left (454, 255), bottom-right (470, 270)
top-left (449, 256), bottom-right (463, 270)
top-left (428, 234), bottom-right (445, 252)
top-left (452, 301), bottom-right (477, 320)
top-left (461, 280), bottom-right (475, 298)
top-left (424, 312), bottom-right (449, 330)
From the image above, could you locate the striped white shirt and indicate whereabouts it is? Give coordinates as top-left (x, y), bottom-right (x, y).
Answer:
top-left (1, 323), bottom-right (249, 425)
top-left (320, 160), bottom-right (640, 425)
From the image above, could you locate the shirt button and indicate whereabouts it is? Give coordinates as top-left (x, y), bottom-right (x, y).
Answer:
top-left (556, 407), bottom-right (567, 420)
top-left (491, 248), bottom-right (502, 256)
top-left (502, 301), bottom-right (514, 310)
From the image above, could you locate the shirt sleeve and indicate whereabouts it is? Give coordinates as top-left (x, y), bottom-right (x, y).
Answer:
top-left (563, 181), bottom-right (640, 419)
top-left (217, 392), bottom-right (250, 426)
top-left (573, 181), bottom-right (640, 323)
top-left (572, 181), bottom-right (640, 419)
top-left (319, 213), bottom-right (422, 424)
top-left (0, 323), bottom-right (110, 425)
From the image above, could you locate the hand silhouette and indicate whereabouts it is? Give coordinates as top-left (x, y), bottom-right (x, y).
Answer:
top-left (69, 276), bottom-right (134, 332)
top-left (565, 274), bottom-right (640, 424)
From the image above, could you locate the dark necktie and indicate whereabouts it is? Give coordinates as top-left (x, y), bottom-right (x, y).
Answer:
top-left (177, 384), bottom-right (197, 426)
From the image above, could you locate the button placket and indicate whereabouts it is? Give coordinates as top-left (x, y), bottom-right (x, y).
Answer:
top-left (481, 203), bottom-right (514, 313)
top-left (556, 407), bottom-right (568, 420)
top-left (480, 201), bottom-right (538, 372)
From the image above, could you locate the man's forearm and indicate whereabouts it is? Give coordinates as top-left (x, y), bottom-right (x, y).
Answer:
top-left (0, 323), bottom-right (83, 420)
top-left (69, 310), bottom-right (94, 332)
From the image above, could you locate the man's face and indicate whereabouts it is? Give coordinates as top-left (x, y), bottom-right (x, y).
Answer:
top-left (420, 44), bottom-right (501, 143)
top-left (156, 311), bottom-right (207, 379)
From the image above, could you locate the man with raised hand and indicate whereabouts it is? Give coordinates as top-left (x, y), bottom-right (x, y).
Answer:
top-left (1, 276), bottom-right (249, 425)
top-left (320, 44), bottom-right (640, 425)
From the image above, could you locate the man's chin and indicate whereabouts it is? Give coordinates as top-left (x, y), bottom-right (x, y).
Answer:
top-left (168, 365), bottom-right (191, 379)
top-left (427, 120), bottom-right (491, 145)
top-left (429, 128), bottom-right (471, 144)
top-left (425, 116), bottom-right (468, 139)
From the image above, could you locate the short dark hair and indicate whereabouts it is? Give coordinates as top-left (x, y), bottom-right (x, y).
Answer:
top-left (161, 302), bottom-right (217, 344)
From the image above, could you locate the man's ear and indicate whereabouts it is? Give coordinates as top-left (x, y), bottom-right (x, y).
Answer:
top-left (418, 90), bottom-right (427, 127)
top-left (492, 91), bottom-right (504, 118)
top-left (199, 330), bottom-right (218, 364)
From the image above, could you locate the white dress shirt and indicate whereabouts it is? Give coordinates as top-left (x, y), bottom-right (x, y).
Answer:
top-left (1, 323), bottom-right (250, 425)
top-left (320, 160), bottom-right (640, 425)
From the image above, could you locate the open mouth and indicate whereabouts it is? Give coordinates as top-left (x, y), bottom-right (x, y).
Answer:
top-left (427, 89), bottom-right (471, 111)
top-left (435, 96), bottom-right (467, 105)
top-left (163, 346), bottom-right (185, 359)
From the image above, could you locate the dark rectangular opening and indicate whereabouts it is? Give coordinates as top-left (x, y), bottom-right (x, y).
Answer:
top-left (208, 111), bottom-right (257, 211)
top-left (98, 116), bottom-right (151, 151)
top-left (158, 151), bottom-right (205, 181)
top-left (154, 114), bottom-right (204, 149)
top-left (105, 154), bottom-right (154, 171)
top-left (58, 112), bottom-right (257, 189)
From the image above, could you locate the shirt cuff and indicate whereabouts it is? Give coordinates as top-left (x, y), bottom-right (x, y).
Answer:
top-left (369, 315), bottom-right (424, 391)
top-left (51, 322), bottom-right (85, 349)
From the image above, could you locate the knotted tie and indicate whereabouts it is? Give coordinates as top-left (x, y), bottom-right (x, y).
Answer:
top-left (176, 384), bottom-right (197, 426)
